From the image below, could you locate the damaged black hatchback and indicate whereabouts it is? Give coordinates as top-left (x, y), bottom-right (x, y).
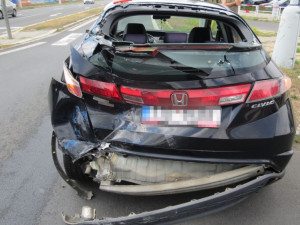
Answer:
top-left (49, 0), bottom-right (295, 224)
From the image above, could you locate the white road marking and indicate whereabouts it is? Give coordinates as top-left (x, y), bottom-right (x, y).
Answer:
top-left (68, 17), bottom-right (97, 32)
top-left (50, 13), bottom-right (62, 17)
top-left (52, 33), bottom-right (82, 46)
top-left (0, 42), bottom-right (46, 56)
top-left (0, 27), bottom-right (22, 30)
top-left (21, 15), bottom-right (39, 19)
top-left (53, 7), bottom-right (63, 10)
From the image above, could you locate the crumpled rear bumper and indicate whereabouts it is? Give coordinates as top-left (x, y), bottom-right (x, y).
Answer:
top-left (62, 170), bottom-right (283, 225)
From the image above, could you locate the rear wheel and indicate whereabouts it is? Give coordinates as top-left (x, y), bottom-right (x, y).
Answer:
top-left (63, 154), bottom-right (86, 181)
top-left (0, 11), bottom-right (3, 19)
top-left (12, 9), bottom-right (17, 17)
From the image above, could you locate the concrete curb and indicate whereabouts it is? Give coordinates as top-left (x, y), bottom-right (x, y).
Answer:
top-left (0, 29), bottom-right (57, 47)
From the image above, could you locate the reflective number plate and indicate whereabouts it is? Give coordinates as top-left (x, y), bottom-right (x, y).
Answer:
top-left (142, 106), bottom-right (221, 128)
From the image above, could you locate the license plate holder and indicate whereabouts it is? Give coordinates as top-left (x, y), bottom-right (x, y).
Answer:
top-left (142, 106), bottom-right (221, 128)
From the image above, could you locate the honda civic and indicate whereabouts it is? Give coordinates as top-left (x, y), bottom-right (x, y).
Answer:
top-left (49, 0), bottom-right (295, 224)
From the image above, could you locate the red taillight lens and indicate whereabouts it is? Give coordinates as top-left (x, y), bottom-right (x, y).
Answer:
top-left (247, 76), bottom-right (291, 102)
top-left (79, 77), bottom-right (122, 101)
top-left (63, 63), bottom-right (82, 98)
top-left (120, 84), bottom-right (252, 107)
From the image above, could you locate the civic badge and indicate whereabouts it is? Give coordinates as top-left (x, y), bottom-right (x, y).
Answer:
top-left (171, 92), bottom-right (188, 106)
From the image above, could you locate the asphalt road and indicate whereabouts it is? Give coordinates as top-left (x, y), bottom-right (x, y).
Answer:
top-left (0, 7), bottom-right (298, 225)
top-left (0, 0), bottom-right (111, 35)
top-left (246, 19), bottom-right (279, 32)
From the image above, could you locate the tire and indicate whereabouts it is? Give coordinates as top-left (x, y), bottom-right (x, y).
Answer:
top-left (0, 11), bottom-right (3, 19)
top-left (12, 9), bottom-right (17, 18)
top-left (63, 154), bottom-right (86, 181)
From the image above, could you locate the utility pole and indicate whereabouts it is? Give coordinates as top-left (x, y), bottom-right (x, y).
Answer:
top-left (1, 0), bottom-right (12, 39)
top-left (18, 0), bottom-right (22, 8)
top-left (272, 0), bottom-right (300, 69)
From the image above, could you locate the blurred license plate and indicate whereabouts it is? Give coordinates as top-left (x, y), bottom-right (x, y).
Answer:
top-left (142, 106), bottom-right (221, 128)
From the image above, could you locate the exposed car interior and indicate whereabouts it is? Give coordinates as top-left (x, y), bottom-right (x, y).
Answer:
top-left (110, 15), bottom-right (243, 44)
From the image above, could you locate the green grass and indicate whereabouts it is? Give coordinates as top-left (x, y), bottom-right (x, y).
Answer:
top-left (22, 7), bottom-right (103, 31)
top-left (291, 94), bottom-right (299, 100)
top-left (156, 17), bottom-right (199, 33)
top-left (281, 60), bottom-right (300, 78)
top-left (295, 136), bottom-right (299, 143)
top-left (252, 27), bottom-right (277, 37)
top-left (280, 62), bottom-right (300, 132)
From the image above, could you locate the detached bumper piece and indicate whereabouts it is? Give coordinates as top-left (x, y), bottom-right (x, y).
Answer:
top-left (62, 171), bottom-right (283, 225)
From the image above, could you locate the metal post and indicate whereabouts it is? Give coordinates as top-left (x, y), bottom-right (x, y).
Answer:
top-left (255, 5), bottom-right (259, 16)
top-left (272, 0), bottom-right (280, 19)
top-left (273, 0), bottom-right (300, 69)
top-left (18, 0), bottom-right (22, 8)
top-left (59, 0), bottom-right (61, 4)
top-left (1, 0), bottom-right (12, 39)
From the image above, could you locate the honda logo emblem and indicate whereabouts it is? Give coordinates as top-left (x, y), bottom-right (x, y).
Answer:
top-left (171, 92), bottom-right (188, 106)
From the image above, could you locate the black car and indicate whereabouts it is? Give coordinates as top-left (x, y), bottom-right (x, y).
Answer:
top-left (49, 0), bottom-right (295, 224)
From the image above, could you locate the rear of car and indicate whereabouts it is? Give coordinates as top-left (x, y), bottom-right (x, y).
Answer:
top-left (49, 0), bottom-right (295, 223)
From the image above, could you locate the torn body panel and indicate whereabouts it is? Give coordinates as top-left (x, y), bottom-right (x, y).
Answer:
top-left (49, 78), bottom-right (100, 159)
top-left (49, 76), bottom-right (293, 170)
top-left (49, 76), bottom-right (292, 197)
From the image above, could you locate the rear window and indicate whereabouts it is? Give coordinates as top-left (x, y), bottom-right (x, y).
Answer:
top-left (87, 13), bottom-right (268, 81)
top-left (113, 15), bottom-right (243, 43)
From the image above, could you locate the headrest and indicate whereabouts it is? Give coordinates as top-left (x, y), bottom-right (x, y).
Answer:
top-left (124, 23), bottom-right (146, 35)
top-left (164, 32), bottom-right (188, 43)
top-left (123, 34), bottom-right (147, 44)
top-left (188, 27), bottom-right (211, 43)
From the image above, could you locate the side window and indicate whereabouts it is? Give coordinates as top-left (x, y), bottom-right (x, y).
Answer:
top-left (210, 20), bottom-right (218, 39)
top-left (231, 27), bottom-right (242, 43)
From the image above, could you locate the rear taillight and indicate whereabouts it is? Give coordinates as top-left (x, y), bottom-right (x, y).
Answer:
top-left (120, 84), bottom-right (252, 107)
top-left (247, 75), bottom-right (291, 102)
top-left (68, 75), bottom-right (291, 107)
top-left (79, 77), bottom-right (122, 101)
top-left (63, 63), bottom-right (82, 98)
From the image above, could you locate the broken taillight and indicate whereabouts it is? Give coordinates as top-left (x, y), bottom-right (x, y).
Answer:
top-left (79, 77), bottom-right (122, 101)
top-left (63, 63), bottom-right (82, 98)
top-left (247, 75), bottom-right (291, 102)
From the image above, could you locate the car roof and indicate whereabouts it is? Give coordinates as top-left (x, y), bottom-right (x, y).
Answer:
top-left (104, 0), bottom-right (228, 12)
